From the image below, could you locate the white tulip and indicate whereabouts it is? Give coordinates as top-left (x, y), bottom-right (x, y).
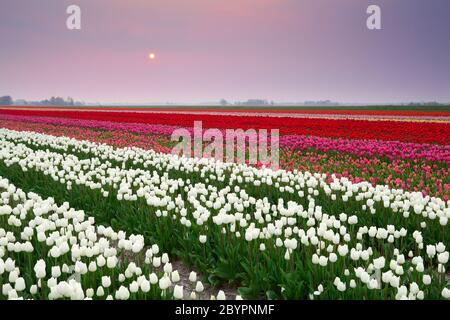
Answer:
top-left (115, 286), bottom-right (130, 300)
top-left (422, 274), bottom-right (432, 285)
top-left (30, 285), bottom-right (38, 295)
top-left (8, 270), bottom-right (19, 283)
top-left (96, 286), bottom-right (105, 297)
top-left (15, 277), bottom-right (26, 292)
top-left (101, 276), bottom-right (111, 288)
top-left (172, 270), bottom-right (180, 283)
top-left (129, 281), bottom-right (139, 293)
top-left (436, 242), bottom-right (446, 253)
top-left (373, 257), bottom-right (385, 269)
top-left (34, 260), bottom-right (46, 279)
top-left (163, 263), bottom-right (173, 274)
top-left (149, 273), bottom-right (159, 285)
top-left (217, 290), bottom-right (226, 300)
top-left (140, 280), bottom-right (150, 293)
top-left (106, 256), bottom-right (117, 269)
top-left (189, 271), bottom-right (197, 283)
top-left (199, 235), bottom-right (207, 244)
top-left (152, 257), bottom-right (161, 268)
top-left (159, 276), bottom-right (171, 290)
top-left (437, 252), bottom-right (449, 264)
top-left (195, 281), bottom-right (204, 293)
top-left (426, 245), bottom-right (436, 257)
top-left (173, 285), bottom-right (184, 299)
top-left (51, 266), bottom-right (61, 278)
top-left (442, 288), bottom-right (450, 299)
top-left (86, 288), bottom-right (94, 298)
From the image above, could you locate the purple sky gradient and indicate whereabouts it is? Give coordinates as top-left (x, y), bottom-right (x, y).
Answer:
top-left (1, 0), bottom-right (450, 104)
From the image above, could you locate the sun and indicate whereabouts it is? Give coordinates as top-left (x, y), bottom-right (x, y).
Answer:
top-left (148, 52), bottom-right (156, 60)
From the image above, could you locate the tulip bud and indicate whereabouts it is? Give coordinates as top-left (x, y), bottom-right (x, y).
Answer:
top-left (422, 275), bottom-right (432, 285)
top-left (172, 270), bottom-right (180, 283)
top-left (15, 277), bottom-right (26, 292)
top-left (217, 290), bottom-right (226, 300)
top-left (96, 286), bottom-right (105, 297)
top-left (195, 281), bottom-right (204, 293)
top-left (442, 288), bottom-right (450, 299)
top-left (173, 285), bottom-right (184, 299)
top-left (149, 273), bottom-right (158, 285)
top-left (141, 280), bottom-right (150, 293)
top-left (199, 235), bottom-right (207, 244)
top-left (189, 271), bottom-right (197, 283)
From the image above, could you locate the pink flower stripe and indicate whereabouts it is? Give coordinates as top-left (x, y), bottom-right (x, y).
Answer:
top-left (0, 114), bottom-right (183, 136)
top-left (280, 135), bottom-right (450, 164)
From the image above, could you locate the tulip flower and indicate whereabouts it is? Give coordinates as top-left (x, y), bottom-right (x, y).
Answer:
top-left (173, 285), bottom-right (184, 300)
top-left (34, 260), bottom-right (46, 279)
top-left (217, 290), bottom-right (226, 300)
top-left (199, 235), bottom-right (207, 244)
top-left (189, 271), bottom-right (197, 283)
top-left (195, 281), bottom-right (204, 293)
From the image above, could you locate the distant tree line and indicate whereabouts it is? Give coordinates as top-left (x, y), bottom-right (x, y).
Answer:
top-left (233, 99), bottom-right (275, 106)
top-left (0, 95), bottom-right (84, 106)
top-left (404, 101), bottom-right (444, 106)
top-left (0, 96), bottom-right (13, 105)
top-left (40, 96), bottom-right (75, 106)
top-left (220, 99), bottom-right (338, 107)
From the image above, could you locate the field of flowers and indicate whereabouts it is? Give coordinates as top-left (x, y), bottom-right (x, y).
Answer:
top-left (0, 106), bottom-right (449, 300)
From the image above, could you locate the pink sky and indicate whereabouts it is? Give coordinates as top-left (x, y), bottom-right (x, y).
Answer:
top-left (1, 0), bottom-right (450, 104)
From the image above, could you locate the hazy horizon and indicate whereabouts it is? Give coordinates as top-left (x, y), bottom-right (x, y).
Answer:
top-left (1, 0), bottom-right (450, 104)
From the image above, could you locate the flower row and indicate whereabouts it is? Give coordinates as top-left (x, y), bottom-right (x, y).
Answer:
top-left (1, 109), bottom-right (449, 144)
top-left (1, 114), bottom-right (449, 163)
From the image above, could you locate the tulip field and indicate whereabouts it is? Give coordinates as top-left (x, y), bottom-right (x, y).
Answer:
top-left (0, 106), bottom-right (449, 300)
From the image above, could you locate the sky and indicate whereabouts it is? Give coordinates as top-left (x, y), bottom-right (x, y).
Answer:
top-left (1, 0), bottom-right (450, 104)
